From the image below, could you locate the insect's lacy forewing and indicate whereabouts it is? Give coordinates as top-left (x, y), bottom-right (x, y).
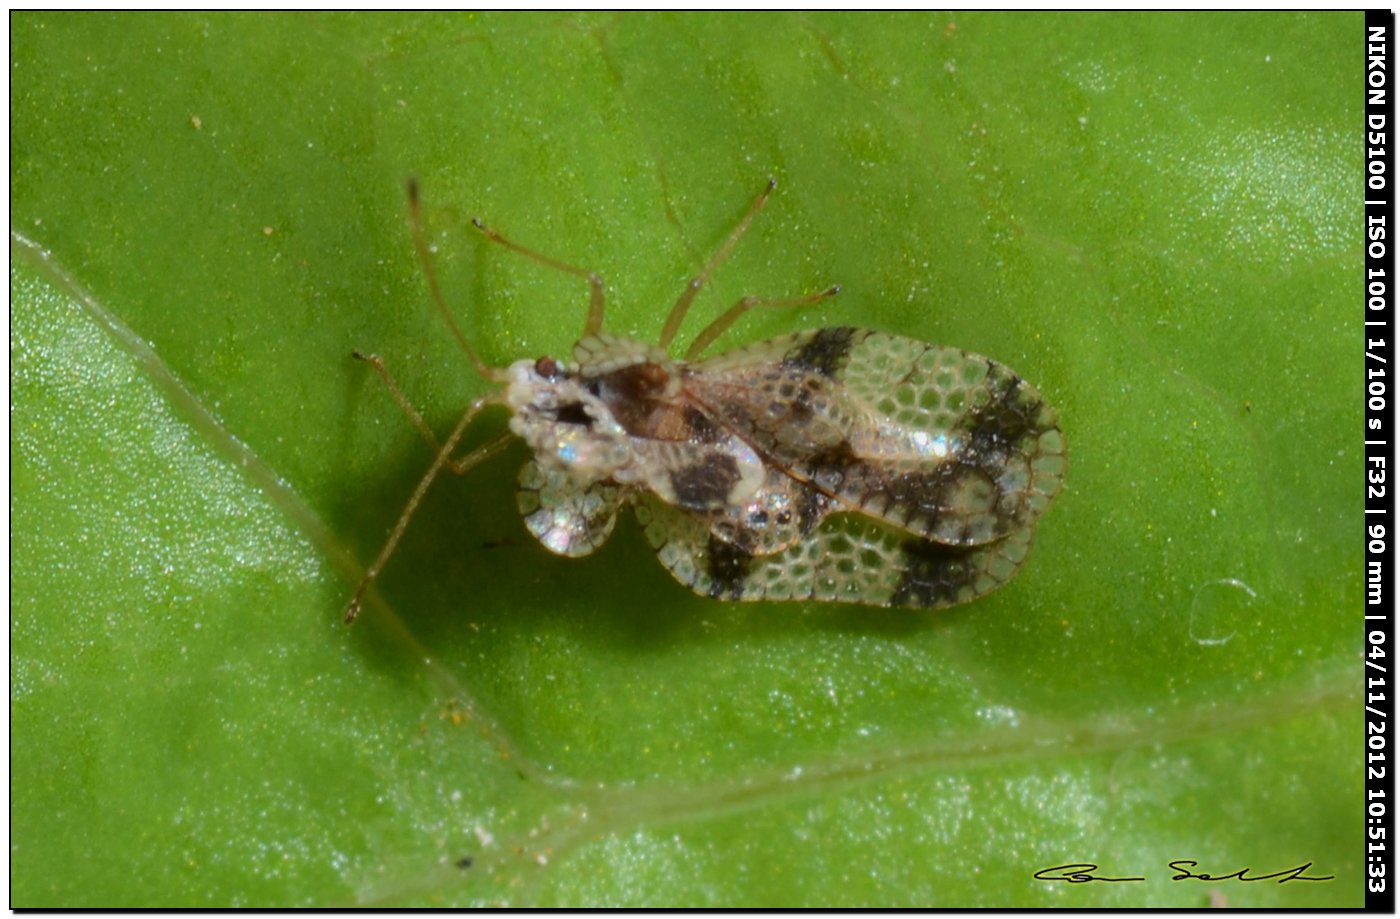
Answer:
top-left (689, 328), bottom-right (1065, 547)
top-left (633, 492), bottom-right (1035, 609)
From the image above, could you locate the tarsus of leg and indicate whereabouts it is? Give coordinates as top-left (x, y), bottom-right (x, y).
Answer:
top-left (684, 286), bottom-right (841, 361)
top-left (407, 179), bottom-right (507, 383)
top-left (470, 218), bottom-right (606, 339)
top-left (344, 395), bottom-right (499, 623)
top-left (658, 177), bottom-right (777, 352)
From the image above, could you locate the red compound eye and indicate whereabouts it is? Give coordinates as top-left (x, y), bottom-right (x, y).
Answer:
top-left (534, 356), bottom-right (559, 378)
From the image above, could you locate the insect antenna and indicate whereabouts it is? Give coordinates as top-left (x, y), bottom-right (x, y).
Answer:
top-left (658, 177), bottom-right (776, 351)
top-left (407, 179), bottom-right (507, 383)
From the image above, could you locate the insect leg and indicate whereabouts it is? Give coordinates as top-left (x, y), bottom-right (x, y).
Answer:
top-left (683, 286), bottom-right (841, 361)
top-left (351, 351), bottom-right (512, 474)
top-left (469, 216), bottom-right (606, 339)
top-left (657, 177), bottom-right (776, 351)
top-left (352, 350), bottom-right (442, 454)
top-left (445, 431), bottom-right (515, 474)
top-left (344, 394), bottom-right (501, 623)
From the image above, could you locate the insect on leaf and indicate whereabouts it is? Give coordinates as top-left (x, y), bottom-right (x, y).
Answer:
top-left (346, 180), bottom-right (1064, 620)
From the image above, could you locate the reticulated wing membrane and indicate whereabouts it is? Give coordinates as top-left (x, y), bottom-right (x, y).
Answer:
top-left (689, 328), bottom-right (1065, 546)
top-left (517, 461), bottom-right (622, 557)
top-left (696, 465), bottom-right (836, 556)
top-left (633, 493), bottom-right (1034, 609)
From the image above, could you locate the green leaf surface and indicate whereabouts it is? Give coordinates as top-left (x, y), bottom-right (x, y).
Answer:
top-left (12, 12), bottom-right (1360, 907)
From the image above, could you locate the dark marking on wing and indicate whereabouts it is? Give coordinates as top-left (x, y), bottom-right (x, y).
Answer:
top-left (714, 520), bottom-right (759, 555)
top-left (783, 327), bottom-right (857, 378)
top-left (961, 369), bottom-right (1042, 461)
top-left (681, 405), bottom-right (723, 443)
top-left (794, 479), bottom-right (833, 533)
top-left (889, 537), bottom-right (979, 607)
top-left (671, 453), bottom-right (742, 509)
top-left (805, 440), bottom-right (861, 490)
top-left (804, 439), bottom-right (1003, 540)
top-left (706, 534), bottom-right (753, 600)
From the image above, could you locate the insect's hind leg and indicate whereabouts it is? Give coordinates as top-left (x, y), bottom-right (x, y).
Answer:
top-left (344, 394), bottom-right (501, 623)
top-left (684, 286), bottom-right (841, 361)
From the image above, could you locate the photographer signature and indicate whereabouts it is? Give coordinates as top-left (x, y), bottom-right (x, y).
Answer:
top-left (1034, 861), bottom-right (1334, 884)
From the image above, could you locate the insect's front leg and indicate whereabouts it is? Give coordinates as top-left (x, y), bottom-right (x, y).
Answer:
top-left (345, 393), bottom-right (502, 623)
top-left (352, 351), bottom-right (509, 475)
top-left (352, 350), bottom-right (442, 456)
